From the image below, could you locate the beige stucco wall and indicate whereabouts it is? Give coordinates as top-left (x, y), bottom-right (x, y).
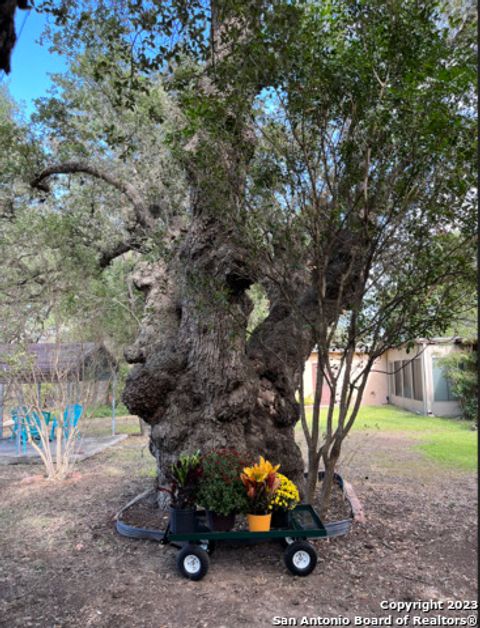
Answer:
top-left (361, 354), bottom-right (389, 406)
top-left (303, 353), bottom-right (316, 399)
top-left (303, 341), bottom-right (464, 415)
top-left (303, 351), bottom-right (389, 406)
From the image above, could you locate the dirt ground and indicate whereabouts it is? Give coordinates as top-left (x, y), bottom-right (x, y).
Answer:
top-left (0, 419), bottom-right (477, 628)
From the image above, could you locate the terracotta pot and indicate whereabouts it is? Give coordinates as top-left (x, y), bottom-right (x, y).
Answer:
top-left (247, 513), bottom-right (272, 532)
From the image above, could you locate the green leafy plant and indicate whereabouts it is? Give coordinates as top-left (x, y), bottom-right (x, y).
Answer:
top-left (197, 449), bottom-right (251, 516)
top-left (160, 451), bottom-right (203, 509)
top-left (439, 351), bottom-right (478, 422)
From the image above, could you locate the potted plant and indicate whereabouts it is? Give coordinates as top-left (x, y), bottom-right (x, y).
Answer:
top-left (160, 451), bottom-right (203, 534)
top-left (197, 449), bottom-right (250, 531)
top-left (240, 456), bottom-right (280, 532)
top-left (268, 473), bottom-right (300, 528)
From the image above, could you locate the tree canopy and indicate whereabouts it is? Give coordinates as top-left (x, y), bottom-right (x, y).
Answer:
top-left (0, 0), bottom-right (476, 492)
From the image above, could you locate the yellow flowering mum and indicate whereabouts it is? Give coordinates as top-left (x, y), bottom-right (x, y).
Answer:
top-left (268, 473), bottom-right (300, 511)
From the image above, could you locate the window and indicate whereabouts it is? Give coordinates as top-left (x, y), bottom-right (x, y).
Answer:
top-left (394, 361), bottom-right (403, 396)
top-left (432, 358), bottom-right (456, 401)
top-left (412, 358), bottom-right (423, 401)
top-left (388, 362), bottom-right (394, 395)
top-left (402, 360), bottom-right (412, 398)
top-left (391, 358), bottom-right (423, 401)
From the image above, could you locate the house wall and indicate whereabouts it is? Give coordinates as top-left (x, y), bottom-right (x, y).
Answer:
top-left (385, 346), bottom-right (426, 414)
top-left (362, 354), bottom-right (389, 406)
top-left (427, 343), bottom-right (462, 417)
top-left (303, 340), bottom-right (464, 415)
top-left (303, 353), bottom-right (316, 399)
top-left (303, 351), bottom-right (389, 406)
top-left (386, 343), bottom-right (462, 417)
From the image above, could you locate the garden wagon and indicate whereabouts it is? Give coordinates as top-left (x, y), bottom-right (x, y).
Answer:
top-left (116, 474), bottom-right (353, 581)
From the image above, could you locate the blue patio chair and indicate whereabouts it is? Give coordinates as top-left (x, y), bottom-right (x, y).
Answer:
top-left (11, 408), bottom-right (51, 454)
top-left (50, 403), bottom-right (83, 441)
top-left (10, 407), bottom-right (29, 454)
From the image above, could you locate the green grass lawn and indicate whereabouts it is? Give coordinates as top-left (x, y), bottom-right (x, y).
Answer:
top-left (87, 402), bottom-right (130, 417)
top-left (82, 415), bottom-right (142, 438)
top-left (300, 405), bottom-right (477, 471)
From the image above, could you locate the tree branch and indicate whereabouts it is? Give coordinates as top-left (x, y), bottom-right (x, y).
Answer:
top-left (98, 240), bottom-right (134, 269)
top-left (31, 161), bottom-right (153, 230)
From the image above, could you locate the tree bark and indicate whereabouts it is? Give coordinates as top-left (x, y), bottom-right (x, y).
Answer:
top-left (120, 199), bottom-right (363, 487)
top-left (0, 0), bottom-right (30, 75)
top-left (122, 209), bottom-right (314, 486)
top-left (319, 441), bottom-right (341, 517)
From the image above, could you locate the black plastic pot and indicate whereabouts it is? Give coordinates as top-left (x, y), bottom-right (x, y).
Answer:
top-left (206, 510), bottom-right (236, 532)
top-left (169, 507), bottom-right (196, 534)
top-left (271, 509), bottom-right (290, 529)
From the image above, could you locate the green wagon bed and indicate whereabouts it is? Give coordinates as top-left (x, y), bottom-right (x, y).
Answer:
top-left (116, 473), bottom-right (354, 580)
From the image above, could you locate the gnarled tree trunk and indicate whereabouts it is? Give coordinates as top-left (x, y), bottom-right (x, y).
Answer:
top-left (121, 208), bottom-right (316, 485)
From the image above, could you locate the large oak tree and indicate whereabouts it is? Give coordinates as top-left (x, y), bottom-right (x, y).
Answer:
top-left (3, 0), bottom-right (475, 491)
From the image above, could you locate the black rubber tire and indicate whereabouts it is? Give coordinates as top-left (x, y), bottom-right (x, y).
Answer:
top-left (176, 545), bottom-right (210, 581)
top-left (284, 541), bottom-right (317, 576)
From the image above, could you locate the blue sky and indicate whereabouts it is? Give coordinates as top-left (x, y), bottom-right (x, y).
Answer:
top-left (1, 9), bottom-right (67, 117)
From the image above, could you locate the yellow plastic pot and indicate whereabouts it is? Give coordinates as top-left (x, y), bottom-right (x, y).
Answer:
top-left (247, 513), bottom-right (272, 532)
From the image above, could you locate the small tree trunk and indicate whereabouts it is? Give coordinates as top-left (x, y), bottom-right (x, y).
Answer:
top-left (306, 447), bottom-right (321, 503)
top-left (319, 442), bottom-right (342, 517)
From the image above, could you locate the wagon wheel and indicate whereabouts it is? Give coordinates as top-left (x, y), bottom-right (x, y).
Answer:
top-left (284, 540), bottom-right (317, 576)
top-left (176, 545), bottom-right (210, 581)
